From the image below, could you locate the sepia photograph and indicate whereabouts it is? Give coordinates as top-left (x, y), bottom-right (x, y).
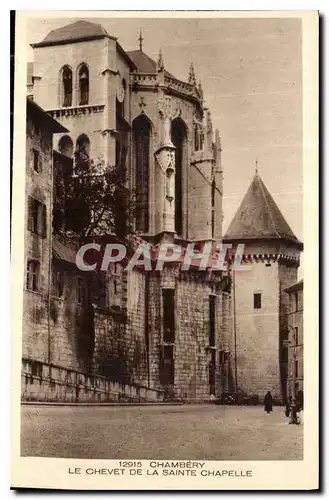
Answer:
top-left (11, 10), bottom-right (318, 490)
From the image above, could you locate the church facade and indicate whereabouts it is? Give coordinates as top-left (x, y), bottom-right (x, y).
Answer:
top-left (23, 20), bottom-right (302, 404)
top-left (24, 20), bottom-right (233, 402)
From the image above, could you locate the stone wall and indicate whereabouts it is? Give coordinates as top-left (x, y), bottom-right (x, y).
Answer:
top-left (92, 269), bottom-right (148, 387)
top-left (49, 265), bottom-right (94, 372)
top-left (147, 269), bottom-right (232, 402)
top-left (33, 38), bottom-right (109, 111)
top-left (174, 275), bottom-right (215, 401)
top-left (126, 270), bottom-right (149, 384)
top-left (147, 274), bottom-right (162, 390)
top-left (23, 108), bottom-right (53, 362)
top-left (25, 27), bottom-right (231, 403)
top-left (92, 307), bottom-right (127, 380)
top-left (32, 36), bottom-right (126, 166)
top-left (278, 262), bottom-right (299, 398)
top-left (30, 24), bottom-right (224, 244)
top-left (232, 260), bottom-right (282, 401)
top-left (21, 358), bottom-right (163, 403)
top-left (23, 105), bottom-right (231, 402)
top-left (279, 263), bottom-right (299, 336)
top-left (188, 159), bottom-right (212, 241)
top-left (221, 291), bottom-right (234, 393)
top-left (286, 286), bottom-right (304, 398)
top-left (23, 291), bottom-right (49, 363)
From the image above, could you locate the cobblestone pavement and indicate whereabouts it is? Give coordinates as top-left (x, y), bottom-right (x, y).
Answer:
top-left (21, 404), bottom-right (303, 460)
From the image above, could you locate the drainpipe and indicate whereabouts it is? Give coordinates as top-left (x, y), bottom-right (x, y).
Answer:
top-left (47, 151), bottom-right (54, 373)
top-left (233, 269), bottom-right (238, 392)
top-left (145, 273), bottom-right (150, 387)
top-left (289, 326), bottom-right (299, 424)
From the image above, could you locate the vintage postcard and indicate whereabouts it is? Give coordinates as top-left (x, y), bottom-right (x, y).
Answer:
top-left (11, 10), bottom-right (318, 490)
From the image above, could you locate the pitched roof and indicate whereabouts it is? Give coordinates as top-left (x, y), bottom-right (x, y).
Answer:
top-left (284, 279), bottom-right (303, 294)
top-left (31, 21), bottom-right (136, 71)
top-left (224, 173), bottom-right (302, 247)
top-left (32, 20), bottom-right (114, 48)
top-left (53, 237), bottom-right (77, 264)
top-left (27, 97), bottom-right (68, 133)
top-left (127, 50), bottom-right (175, 78)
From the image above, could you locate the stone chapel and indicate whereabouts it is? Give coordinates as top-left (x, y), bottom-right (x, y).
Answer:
top-left (25, 20), bottom-right (232, 402)
top-left (24, 19), bottom-right (302, 404)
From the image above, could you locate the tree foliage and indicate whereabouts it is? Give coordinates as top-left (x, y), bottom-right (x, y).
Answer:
top-left (54, 150), bottom-right (132, 240)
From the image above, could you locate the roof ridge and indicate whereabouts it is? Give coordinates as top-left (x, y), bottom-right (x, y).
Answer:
top-left (256, 174), bottom-right (281, 238)
top-left (32, 20), bottom-right (113, 48)
top-left (127, 49), bottom-right (177, 79)
top-left (224, 172), bottom-right (301, 247)
top-left (127, 49), bottom-right (156, 64)
top-left (259, 174), bottom-right (299, 240)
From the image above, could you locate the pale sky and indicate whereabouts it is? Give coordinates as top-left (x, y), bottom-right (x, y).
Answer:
top-left (26, 16), bottom-right (303, 249)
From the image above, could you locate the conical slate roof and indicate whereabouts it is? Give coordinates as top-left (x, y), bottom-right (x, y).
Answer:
top-left (224, 173), bottom-right (302, 246)
top-left (32, 20), bottom-right (113, 47)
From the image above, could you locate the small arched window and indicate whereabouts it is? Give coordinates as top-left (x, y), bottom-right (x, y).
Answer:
top-left (78, 64), bottom-right (89, 105)
top-left (76, 134), bottom-right (90, 165)
top-left (62, 66), bottom-right (72, 107)
top-left (76, 134), bottom-right (90, 156)
top-left (58, 135), bottom-right (73, 157)
top-left (75, 135), bottom-right (90, 173)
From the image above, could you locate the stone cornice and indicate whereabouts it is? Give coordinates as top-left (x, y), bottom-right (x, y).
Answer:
top-left (164, 75), bottom-right (196, 97)
top-left (240, 253), bottom-right (300, 267)
top-left (47, 104), bottom-right (105, 119)
top-left (130, 72), bottom-right (202, 108)
top-left (101, 68), bottom-right (119, 76)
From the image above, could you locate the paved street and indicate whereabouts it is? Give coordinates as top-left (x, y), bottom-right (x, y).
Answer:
top-left (21, 404), bottom-right (303, 460)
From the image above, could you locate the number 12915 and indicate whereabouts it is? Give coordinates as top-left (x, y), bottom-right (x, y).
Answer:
top-left (119, 461), bottom-right (142, 468)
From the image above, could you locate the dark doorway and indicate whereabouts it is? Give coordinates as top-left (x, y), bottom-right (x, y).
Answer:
top-left (160, 345), bottom-right (174, 387)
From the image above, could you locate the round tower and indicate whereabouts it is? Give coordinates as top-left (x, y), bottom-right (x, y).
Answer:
top-left (223, 172), bottom-right (303, 403)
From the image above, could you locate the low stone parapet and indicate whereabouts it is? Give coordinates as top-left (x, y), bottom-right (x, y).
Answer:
top-left (21, 358), bottom-right (163, 403)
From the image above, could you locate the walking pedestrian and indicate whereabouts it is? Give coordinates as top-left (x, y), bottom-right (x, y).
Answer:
top-left (296, 390), bottom-right (304, 424)
top-left (296, 390), bottom-right (304, 411)
top-left (264, 391), bottom-right (273, 414)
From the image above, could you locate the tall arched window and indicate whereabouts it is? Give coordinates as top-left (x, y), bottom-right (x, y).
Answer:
top-left (78, 64), bottom-right (89, 105)
top-left (58, 135), bottom-right (73, 157)
top-left (133, 115), bottom-right (151, 233)
top-left (171, 118), bottom-right (187, 237)
top-left (62, 66), bottom-right (72, 107)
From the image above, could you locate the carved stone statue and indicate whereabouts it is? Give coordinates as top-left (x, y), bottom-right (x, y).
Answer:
top-left (157, 49), bottom-right (165, 72)
top-left (166, 167), bottom-right (175, 200)
top-left (158, 95), bottom-right (176, 146)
